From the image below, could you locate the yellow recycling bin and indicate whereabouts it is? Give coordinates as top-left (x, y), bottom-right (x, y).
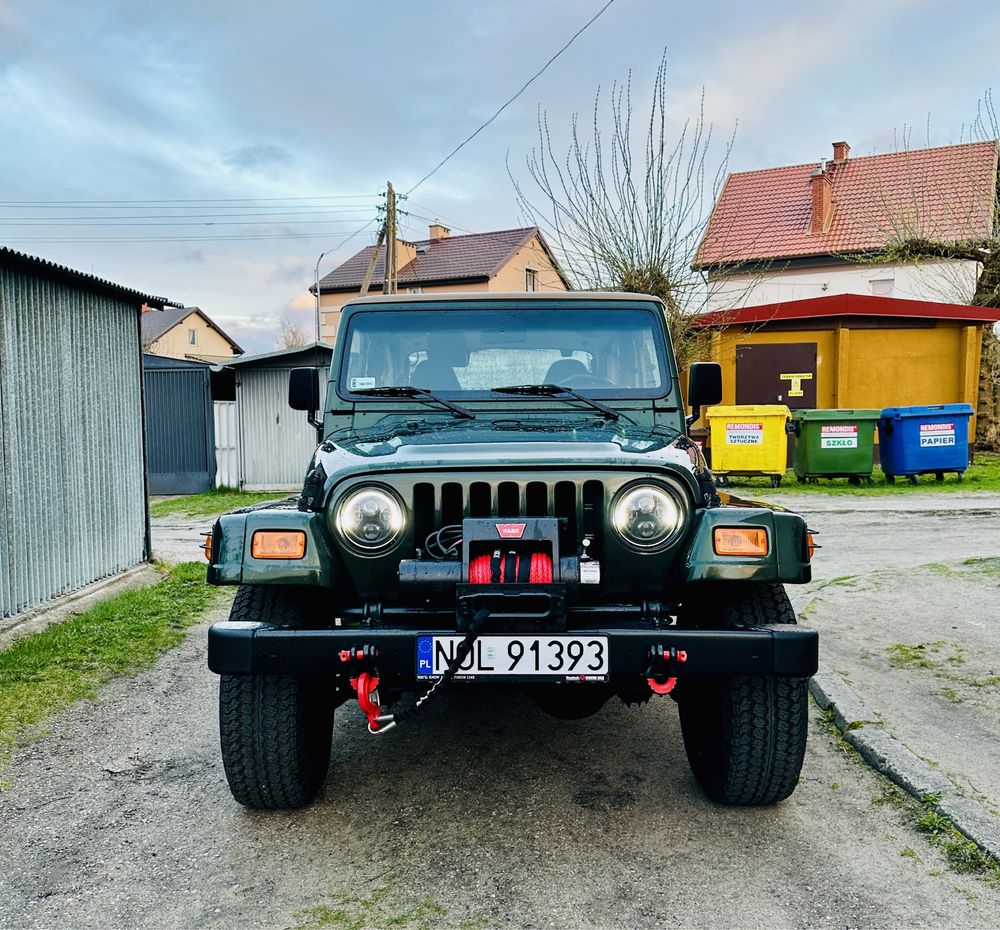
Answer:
top-left (706, 405), bottom-right (791, 488)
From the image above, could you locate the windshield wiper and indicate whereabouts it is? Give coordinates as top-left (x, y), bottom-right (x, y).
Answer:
top-left (352, 386), bottom-right (475, 420)
top-left (490, 384), bottom-right (633, 424)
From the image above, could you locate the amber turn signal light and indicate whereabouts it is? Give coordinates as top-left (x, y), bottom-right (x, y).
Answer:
top-left (713, 526), bottom-right (768, 557)
top-left (251, 530), bottom-right (307, 559)
top-left (807, 530), bottom-right (819, 560)
top-left (200, 531), bottom-right (213, 561)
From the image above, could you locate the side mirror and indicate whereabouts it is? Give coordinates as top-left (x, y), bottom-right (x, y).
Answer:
top-left (288, 367), bottom-right (320, 412)
top-left (686, 362), bottom-right (722, 427)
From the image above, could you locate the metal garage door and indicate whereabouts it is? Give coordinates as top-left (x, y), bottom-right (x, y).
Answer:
top-left (144, 361), bottom-right (215, 494)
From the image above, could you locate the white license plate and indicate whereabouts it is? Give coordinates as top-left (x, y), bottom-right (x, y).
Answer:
top-left (416, 635), bottom-right (609, 680)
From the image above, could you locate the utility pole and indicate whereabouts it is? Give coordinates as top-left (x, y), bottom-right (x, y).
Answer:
top-left (359, 225), bottom-right (387, 297)
top-left (383, 181), bottom-right (397, 295)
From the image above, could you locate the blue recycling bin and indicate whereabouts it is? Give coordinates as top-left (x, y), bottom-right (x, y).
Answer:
top-left (878, 403), bottom-right (974, 483)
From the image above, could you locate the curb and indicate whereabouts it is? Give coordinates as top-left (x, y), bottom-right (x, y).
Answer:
top-left (0, 563), bottom-right (163, 651)
top-left (810, 665), bottom-right (1000, 863)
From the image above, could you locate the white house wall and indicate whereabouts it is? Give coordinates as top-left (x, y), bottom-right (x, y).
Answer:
top-left (705, 258), bottom-right (980, 311)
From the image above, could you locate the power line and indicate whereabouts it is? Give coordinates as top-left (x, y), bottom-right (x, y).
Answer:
top-left (2, 225), bottom-right (380, 244)
top-left (0, 194), bottom-right (380, 206)
top-left (0, 217), bottom-right (377, 228)
top-left (404, 0), bottom-right (617, 197)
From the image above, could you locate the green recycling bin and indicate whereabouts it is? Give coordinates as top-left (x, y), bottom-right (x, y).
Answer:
top-left (790, 409), bottom-right (881, 484)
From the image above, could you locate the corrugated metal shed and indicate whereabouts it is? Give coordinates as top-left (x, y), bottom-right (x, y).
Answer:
top-left (223, 343), bottom-right (334, 491)
top-left (143, 355), bottom-right (216, 494)
top-left (0, 247), bottom-right (175, 618)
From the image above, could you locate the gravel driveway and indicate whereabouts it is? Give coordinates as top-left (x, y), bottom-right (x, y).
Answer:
top-left (2, 601), bottom-right (999, 929)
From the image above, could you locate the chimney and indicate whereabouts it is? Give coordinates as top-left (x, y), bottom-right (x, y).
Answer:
top-left (810, 164), bottom-right (833, 235)
top-left (832, 140), bottom-right (850, 164)
top-left (428, 223), bottom-right (451, 240)
top-left (395, 239), bottom-right (417, 271)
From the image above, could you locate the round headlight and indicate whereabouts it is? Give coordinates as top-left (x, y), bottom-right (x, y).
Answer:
top-left (612, 483), bottom-right (687, 550)
top-left (335, 487), bottom-right (405, 550)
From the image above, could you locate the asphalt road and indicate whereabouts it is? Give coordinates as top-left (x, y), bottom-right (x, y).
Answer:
top-left (764, 491), bottom-right (1000, 814)
top-left (2, 600), bottom-right (999, 929)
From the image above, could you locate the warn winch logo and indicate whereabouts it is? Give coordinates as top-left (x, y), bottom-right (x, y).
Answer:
top-left (495, 523), bottom-right (526, 539)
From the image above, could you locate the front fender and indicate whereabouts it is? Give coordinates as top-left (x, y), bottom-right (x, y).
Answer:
top-left (206, 509), bottom-right (342, 587)
top-left (682, 506), bottom-right (811, 584)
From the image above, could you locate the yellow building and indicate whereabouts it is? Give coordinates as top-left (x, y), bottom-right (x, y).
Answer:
top-left (313, 224), bottom-right (570, 342)
top-left (142, 306), bottom-right (243, 362)
top-left (691, 294), bottom-right (1000, 443)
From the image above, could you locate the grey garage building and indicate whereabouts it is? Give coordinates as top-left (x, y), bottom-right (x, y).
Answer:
top-left (224, 343), bottom-right (334, 491)
top-left (0, 247), bottom-right (174, 618)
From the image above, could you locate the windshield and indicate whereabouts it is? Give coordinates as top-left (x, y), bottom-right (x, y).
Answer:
top-left (339, 306), bottom-right (670, 398)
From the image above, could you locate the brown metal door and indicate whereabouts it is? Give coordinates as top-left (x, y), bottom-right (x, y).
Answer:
top-left (735, 343), bottom-right (817, 409)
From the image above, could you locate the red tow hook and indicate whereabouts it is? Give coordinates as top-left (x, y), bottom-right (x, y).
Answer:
top-left (351, 671), bottom-right (383, 731)
top-left (646, 646), bottom-right (688, 695)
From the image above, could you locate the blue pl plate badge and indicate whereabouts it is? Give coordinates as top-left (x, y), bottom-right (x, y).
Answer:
top-left (416, 636), bottom-right (434, 676)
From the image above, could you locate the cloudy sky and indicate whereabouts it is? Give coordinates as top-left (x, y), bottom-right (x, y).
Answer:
top-left (1, 0), bottom-right (997, 353)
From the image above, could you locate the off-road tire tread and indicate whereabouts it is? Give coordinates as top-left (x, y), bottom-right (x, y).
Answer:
top-left (218, 585), bottom-right (333, 810)
top-left (679, 582), bottom-right (808, 805)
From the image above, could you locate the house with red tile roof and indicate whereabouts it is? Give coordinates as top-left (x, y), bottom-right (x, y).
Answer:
top-left (313, 224), bottom-right (570, 341)
top-left (693, 140), bottom-right (999, 311)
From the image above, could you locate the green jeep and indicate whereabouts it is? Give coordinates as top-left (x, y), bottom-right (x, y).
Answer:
top-left (206, 292), bottom-right (817, 810)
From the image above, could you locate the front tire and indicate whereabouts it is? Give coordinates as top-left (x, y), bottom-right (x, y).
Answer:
top-left (218, 586), bottom-right (334, 810)
top-left (678, 583), bottom-right (808, 805)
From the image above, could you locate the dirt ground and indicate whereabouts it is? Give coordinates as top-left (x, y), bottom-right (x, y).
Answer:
top-left (2, 606), bottom-right (999, 929)
top-left (2, 496), bottom-right (999, 929)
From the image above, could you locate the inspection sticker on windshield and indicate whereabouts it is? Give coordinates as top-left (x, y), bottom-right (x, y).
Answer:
top-left (820, 424), bottom-right (858, 448)
top-left (919, 422), bottom-right (956, 447)
top-left (350, 377), bottom-right (376, 391)
top-left (725, 422), bottom-right (763, 445)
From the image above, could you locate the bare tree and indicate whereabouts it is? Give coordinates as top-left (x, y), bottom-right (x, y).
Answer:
top-left (276, 315), bottom-right (310, 350)
top-left (509, 52), bottom-right (739, 366)
top-left (853, 93), bottom-right (1000, 448)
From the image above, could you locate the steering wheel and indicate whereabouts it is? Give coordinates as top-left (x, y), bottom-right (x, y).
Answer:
top-left (557, 373), bottom-right (616, 389)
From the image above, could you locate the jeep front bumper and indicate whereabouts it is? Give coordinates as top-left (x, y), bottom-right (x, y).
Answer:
top-left (207, 619), bottom-right (818, 680)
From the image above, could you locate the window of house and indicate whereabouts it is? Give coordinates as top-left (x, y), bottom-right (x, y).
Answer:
top-left (525, 268), bottom-right (538, 292)
top-left (408, 287), bottom-right (422, 294)
top-left (870, 278), bottom-right (894, 297)
top-left (188, 328), bottom-right (198, 345)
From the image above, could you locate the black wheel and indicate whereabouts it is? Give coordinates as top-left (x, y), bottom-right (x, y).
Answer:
top-left (935, 471), bottom-right (944, 482)
top-left (218, 586), bottom-right (334, 810)
top-left (796, 476), bottom-right (806, 484)
top-left (885, 474), bottom-right (895, 484)
top-left (770, 475), bottom-right (782, 488)
top-left (848, 475), bottom-right (861, 486)
top-left (677, 583), bottom-right (808, 805)
top-left (907, 475), bottom-right (918, 485)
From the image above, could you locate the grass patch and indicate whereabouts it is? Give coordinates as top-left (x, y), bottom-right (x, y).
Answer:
top-left (149, 487), bottom-right (287, 519)
top-left (914, 806), bottom-right (1000, 880)
top-left (886, 641), bottom-right (966, 670)
top-left (292, 886), bottom-right (449, 930)
top-left (718, 452), bottom-right (1000, 495)
top-left (0, 562), bottom-right (220, 767)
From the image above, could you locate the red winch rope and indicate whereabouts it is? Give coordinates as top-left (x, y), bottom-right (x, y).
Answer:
top-left (468, 550), bottom-right (552, 584)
